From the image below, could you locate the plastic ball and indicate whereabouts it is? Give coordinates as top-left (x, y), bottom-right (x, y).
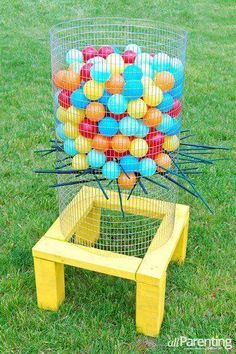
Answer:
top-left (92, 134), bottom-right (110, 152)
top-left (163, 135), bottom-right (180, 152)
top-left (120, 155), bottom-right (139, 173)
top-left (123, 80), bottom-right (143, 100)
top-left (146, 131), bottom-right (165, 152)
top-left (106, 53), bottom-right (125, 75)
top-left (169, 66), bottom-right (184, 87)
top-left (135, 120), bottom-right (149, 138)
top-left (141, 76), bottom-right (154, 89)
top-left (64, 138), bottom-right (77, 156)
top-left (154, 71), bottom-right (175, 92)
top-left (79, 118), bottom-right (98, 138)
top-left (82, 46), bottom-right (98, 62)
top-left (75, 135), bottom-right (92, 153)
top-left (119, 116), bottom-right (139, 136)
top-left (139, 63), bottom-right (154, 79)
top-left (58, 89), bottom-right (71, 109)
top-left (66, 49), bottom-right (83, 65)
top-left (143, 108), bottom-right (162, 127)
top-left (71, 88), bottom-right (90, 109)
top-left (157, 93), bottom-right (174, 113)
top-left (105, 149), bottom-right (126, 161)
top-left (53, 70), bottom-right (81, 91)
top-left (98, 89), bottom-right (112, 106)
top-left (90, 62), bottom-right (111, 83)
top-left (98, 117), bottom-right (119, 137)
top-left (118, 172), bottom-right (137, 190)
top-left (56, 106), bottom-right (68, 123)
top-left (138, 158), bottom-right (156, 177)
top-left (53, 116), bottom-right (61, 126)
top-left (143, 85), bottom-right (163, 107)
top-left (87, 56), bottom-right (106, 65)
top-left (157, 114), bottom-right (181, 136)
top-left (130, 138), bottom-right (148, 158)
top-left (111, 134), bottom-right (130, 153)
top-left (123, 64), bottom-right (143, 81)
top-left (170, 57), bottom-right (184, 72)
top-left (85, 102), bottom-right (105, 122)
top-left (124, 44), bottom-right (141, 55)
top-left (66, 106), bottom-right (85, 124)
top-left (105, 74), bottom-right (125, 94)
top-left (64, 122), bottom-right (80, 139)
top-left (167, 98), bottom-right (182, 117)
top-left (68, 62), bottom-right (84, 74)
top-left (127, 98), bottom-right (147, 119)
top-left (87, 149), bottom-right (106, 168)
top-left (102, 161), bottom-right (121, 180)
top-left (56, 123), bottom-right (67, 141)
top-left (168, 84), bottom-right (183, 99)
top-left (135, 53), bottom-right (153, 67)
top-left (107, 94), bottom-right (128, 115)
top-left (155, 153), bottom-right (172, 172)
top-left (98, 45), bottom-right (114, 59)
top-left (122, 50), bottom-right (137, 64)
top-left (72, 154), bottom-right (89, 170)
top-left (83, 80), bottom-right (104, 100)
top-left (152, 53), bottom-right (172, 72)
top-left (80, 62), bottom-right (93, 81)
top-left (109, 112), bottom-right (128, 121)
top-left (54, 90), bottom-right (60, 105)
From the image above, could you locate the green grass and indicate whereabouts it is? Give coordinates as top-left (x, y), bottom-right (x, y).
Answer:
top-left (0, 1), bottom-right (235, 353)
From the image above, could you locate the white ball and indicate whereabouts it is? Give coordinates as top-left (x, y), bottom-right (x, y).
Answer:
top-left (135, 53), bottom-right (153, 66)
top-left (66, 49), bottom-right (83, 65)
top-left (139, 63), bottom-right (154, 78)
top-left (125, 43), bottom-right (142, 54)
top-left (88, 56), bottom-right (106, 65)
top-left (152, 52), bottom-right (170, 70)
top-left (106, 53), bottom-right (125, 74)
top-left (170, 57), bottom-right (184, 71)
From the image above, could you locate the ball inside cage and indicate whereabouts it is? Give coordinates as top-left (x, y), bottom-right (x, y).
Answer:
top-left (50, 18), bottom-right (187, 257)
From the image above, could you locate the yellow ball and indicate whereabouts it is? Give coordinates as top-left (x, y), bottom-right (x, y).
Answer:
top-left (143, 86), bottom-right (163, 107)
top-left (127, 99), bottom-right (147, 119)
top-left (163, 135), bottom-right (180, 152)
top-left (56, 106), bottom-right (67, 123)
top-left (130, 138), bottom-right (149, 158)
top-left (64, 122), bottom-right (80, 139)
top-left (68, 62), bottom-right (84, 74)
top-left (141, 76), bottom-right (154, 89)
top-left (106, 53), bottom-right (125, 75)
top-left (83, 80), bottom-right (104, 100)
top-left (72, 154), bottom-right (89, 170)
top-left (75, 135), bottom-right (92, 153)
top-left (66, 106), bottom-right (85, 124)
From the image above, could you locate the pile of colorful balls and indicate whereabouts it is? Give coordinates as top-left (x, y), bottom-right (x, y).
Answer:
top-left (53, 44), bottom-right (183, 190)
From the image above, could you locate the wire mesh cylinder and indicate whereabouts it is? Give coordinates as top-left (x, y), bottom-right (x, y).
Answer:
top-left (50, 18), bottom-right (187, 257)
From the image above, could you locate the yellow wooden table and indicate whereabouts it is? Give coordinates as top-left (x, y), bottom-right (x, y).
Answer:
top-left (32, 186), bottom-right (189, 337)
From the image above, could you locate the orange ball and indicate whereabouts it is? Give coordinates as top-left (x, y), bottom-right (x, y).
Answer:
top-left (53, 70), bottom-right (81, 91)
top-left (92, 134), bottom-right (110, 152)
top-left (118, 172), bottom-right (137, 190)
top-left (143, 108), bottom-right (163, 127)
top-left (105, 74), bottom-right (125, 94)
top-left (111, 134), bottom-right (130, 153)
top-left (86, 102), bottom-right (105, 122)
top-left (154, 71), bottom-right (175, 92)
top-left (155, 153), bottom-right (172, 172)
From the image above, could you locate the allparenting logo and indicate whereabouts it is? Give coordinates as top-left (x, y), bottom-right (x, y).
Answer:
top-left (167, 336), bottom-right (233, 351)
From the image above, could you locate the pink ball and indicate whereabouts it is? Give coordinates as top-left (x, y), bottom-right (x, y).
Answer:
top-left (82, 46), bottom-right (98, 62)
top-left (58, 89), bottom-right (72, 109)
top-left (168, 99), bottom-right (182, 118)
top-left (79, 118), bottom-right (98, 138)
top-left (122, 50), bottom-right (137, 64)
top-left (98, 45), bottom-right (114, 59)
top-left (80, 63), bottom-right (93, 82)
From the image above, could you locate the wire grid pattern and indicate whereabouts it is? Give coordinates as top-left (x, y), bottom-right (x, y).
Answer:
top-left (50, 18), bottom-right (187, 257)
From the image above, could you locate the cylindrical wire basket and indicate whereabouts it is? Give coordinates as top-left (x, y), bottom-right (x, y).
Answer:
top-left (50, 18), bottom-right (187, 257)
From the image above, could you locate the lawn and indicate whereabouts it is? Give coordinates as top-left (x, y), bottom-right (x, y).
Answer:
top-left (0, 0), bottom-right (235, 353)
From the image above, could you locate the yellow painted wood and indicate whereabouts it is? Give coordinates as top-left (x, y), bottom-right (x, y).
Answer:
top-left (171, 212), bottom-right (190, 263)
top-left (33, 257), bottom-right (65, 311)
top-left (136, 272), bottom-right (166, 337)
top-left (33, 237), bottom-right (141, 281)
top-left (75, 206), bottom-right (101, 245)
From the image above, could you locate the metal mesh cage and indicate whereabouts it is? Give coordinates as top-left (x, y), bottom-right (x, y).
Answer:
top-left (50, 18), bottom-right (187, 257)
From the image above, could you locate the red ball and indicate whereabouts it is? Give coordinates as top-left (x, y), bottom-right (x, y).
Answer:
top-left (80, 63), bottom-right (93, 82)
top-left (58, 89), bottom-right (72, 109)
top-left (146, 147), bottom-right (163, 159)
top-left (146, 131), bottom-right (165, 149)
top-left (82, 46), bottom-right (98, 62)
top-left (122, 50), bottom-right (137, 64)
top-left (105, 149), bottom-right (127, 161)
top-left (168, 98), bottom-right (182, 118)
top-left (98, 45), bottom-right (114, 59)
top-left (109, 112), bottom-right (128, 121)
top-left (79, 118), bottom-right (98, 139)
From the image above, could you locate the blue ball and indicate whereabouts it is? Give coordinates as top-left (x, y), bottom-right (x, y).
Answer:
top-left (113, 46), bottom-right (121, 54)
top-left (138, 158), bottom-right (156, 177)
top-left (87, 149), bottom-right (106, 169)
top-left (53, 116), bottom-right (61, 126)
top-left (135, 120), bottom-right (149, 138)
top-left (169, 84), bottom-right (183, 99)
top-left (64, 139), bottom-right (77, 156)
top-left (90, 62), bottom-right (111, 83)
top-left (98, 117), bottom-right (119, 137)
top-left (54, 90), bottom-right (60, 105)
top-left (157, 114), bottom-right (181, 136)
top-left (107, 94), bottom-right (128, 115)
top-left (169, 67), bottom-right (184, 87)
top-left (123, 80), bottom-right (143, 100)
top-left (102, 161), bottom-right (121, 180)
top-left (119, 116), bottom-right (139, 136)
top-left (71, 88), bottom-right (90, 109)
top-left (98, 89), bottom-right (112, 106)
top-left (123, 65), bottom-right (143, 81)
top-left (56, 123), bottom-right (67, 141)
top-left (120, 155), bottom-right (139, 173)
top-left (157, 93), bottom-right (174, 112)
